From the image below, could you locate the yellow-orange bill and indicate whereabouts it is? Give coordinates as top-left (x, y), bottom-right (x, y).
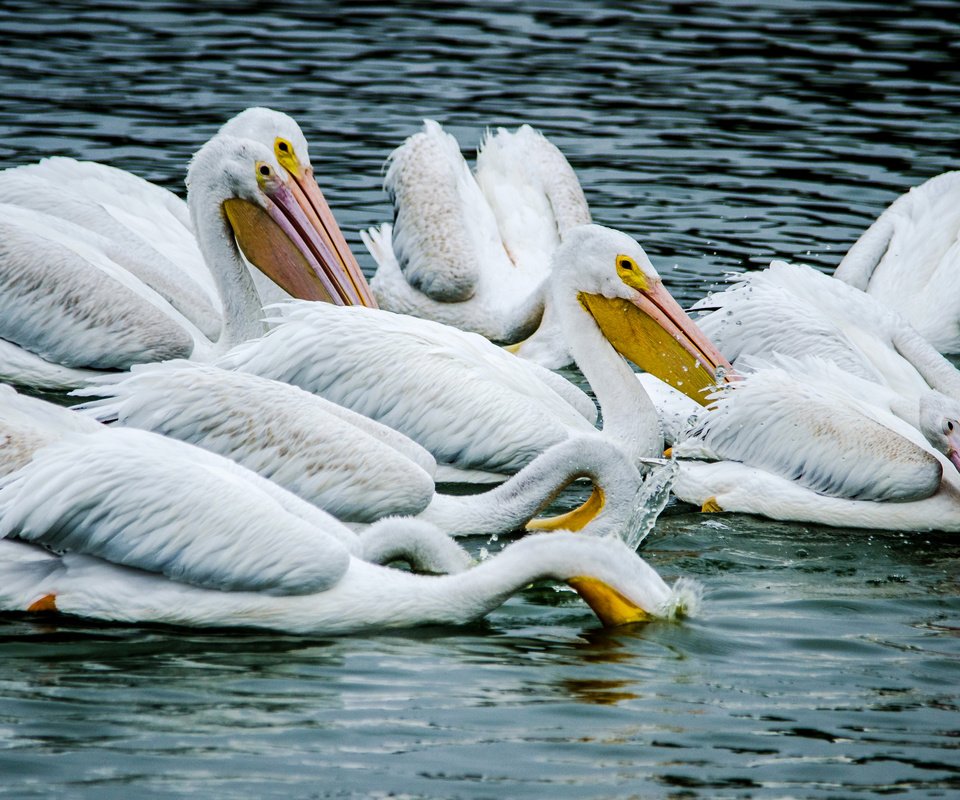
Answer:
top-left (578, 282), bottom-right (734, 405)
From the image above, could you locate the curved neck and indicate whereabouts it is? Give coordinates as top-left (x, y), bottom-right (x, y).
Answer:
top-left (191, 195), bottom-right (266, 351)
top-left (357, 519), bottom-right (471, 574)
top-left (340, 532), bottom-right (671, 628)
top-left (419, 435), bottom-right (640, 536)
top-left (499, 280), bottom-right (547, 342)
top-left (892, 325), bottom-right (960, 398)
top-left (554, 293), bottom-right (663, 461)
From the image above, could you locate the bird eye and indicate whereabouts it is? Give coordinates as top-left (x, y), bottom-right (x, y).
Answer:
top-left (258, 164), bottom-right (271, 176)
top-left (618, 257), bottom-right (634, 271)
top-left (948, 421), bottom-right (955, 432)
top-left (278, 141), bottom-right (289, 153)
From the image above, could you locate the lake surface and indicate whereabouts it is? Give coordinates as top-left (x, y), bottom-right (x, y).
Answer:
top-left (1, 1), bottom-right (959, 797)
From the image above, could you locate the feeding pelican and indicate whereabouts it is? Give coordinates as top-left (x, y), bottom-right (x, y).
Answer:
top-left (693, 260), bottom-right (960, 432)
top-left (833, 170), bottom-right (960, 354)
top-left (0, 427), bottom-right (698, 634)
top-left (74, 361), bottom-right (670, 538)
top-left (0, 385), bottom-right (473, 574)
top-left (364, 120), bottom-right (590, 368)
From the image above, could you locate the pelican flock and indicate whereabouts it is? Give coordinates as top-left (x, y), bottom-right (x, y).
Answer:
top-left (0, 105), bottom-right (957, 635)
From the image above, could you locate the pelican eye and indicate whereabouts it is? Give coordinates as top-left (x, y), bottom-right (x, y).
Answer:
top-left (947, 420), bottom-right (956, 433)
top-left (616, 253), bottom-right (649, 291)
top-left (258, 164), bottom-right (272, 176)
top-left (278, 141), bottom-right (290, 152)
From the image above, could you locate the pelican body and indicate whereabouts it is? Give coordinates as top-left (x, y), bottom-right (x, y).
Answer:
top-left (365, 120), bottom-right (591, 368)
top-left (0, 426), bottom-right (697, 635)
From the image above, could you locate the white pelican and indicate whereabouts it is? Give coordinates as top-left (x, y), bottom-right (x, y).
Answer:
top-left (0, 107), bottom-right (376, 330)
top-left (216, 224), bottom-right (730, 483)
top-left (694, 260), bottom-right (960, 432)
top-left (833, 170), bottom-right (960, 353)
top-left (0, 385), bottom-right (473, 574)
top-left (639, 357), bottom-right (960, 531)
top-left (673, 360), bottom-right (960, 531)
top-left (0, 427), bottom-right (698, 634)
top-left (0, 127), bottom-right (366, 390)
top-left (363, 120), bottom-right (590, 368)
top-left (74, 361), bottom-right (667, 538)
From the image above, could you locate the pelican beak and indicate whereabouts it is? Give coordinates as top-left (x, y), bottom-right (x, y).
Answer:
top-left (567, 576), bottom-right (654, 626)
top-left (578, 280), bottom-right (734, 405)
top-left (526, 487), bottom-right (605, 532)
top-left (277, 148), bottom-right (378, 308)
top-left (947, 431), bottom-right (960, 473)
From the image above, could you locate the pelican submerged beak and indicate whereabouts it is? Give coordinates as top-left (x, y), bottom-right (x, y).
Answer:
top-left (277, 149), bottom-right (378, 308)
top-left (567, 576), bottom-right (654, 626)
top-left (578, 280), bottom-right (734, 405)
top-left (222, 166), bottom-right (376, 307)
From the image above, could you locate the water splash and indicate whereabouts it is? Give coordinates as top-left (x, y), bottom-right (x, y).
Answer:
top-left (662, 577), bottom-right (704, 619)
top-left (616, 460), bottom-right (678, 551)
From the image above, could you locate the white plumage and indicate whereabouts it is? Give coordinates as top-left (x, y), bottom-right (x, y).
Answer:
top-left (365, 120), bottom-right (591, 367)
top-left (641, 357), bottom-right (960, 530)
top-left (695, 261), bottom-right (960, 432)
top-left (0, 426), bottom-right (696, 634)
top-left (0, 112), bottom-right (368, 390)
top-left (0, 155), bottom-right (221, 335)
top-left (217, 301), bottom-right (598, 481)
top-left (833, 170), bottom-right (960, 353)
top-left (75, 360), bottom-right (659, 537)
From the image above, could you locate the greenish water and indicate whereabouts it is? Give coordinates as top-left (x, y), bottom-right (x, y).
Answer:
top-left (1, 1), bottom-right (959, 797)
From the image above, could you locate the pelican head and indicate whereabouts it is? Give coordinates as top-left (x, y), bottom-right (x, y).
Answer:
top-left (219, 107), bottom-right (377, 306)
top-left (553, 224), bottom-right (733, 405)
top-left (919, 391), bottom-right (960, 472)
top-left (187, 134), bottom-right (366, 305)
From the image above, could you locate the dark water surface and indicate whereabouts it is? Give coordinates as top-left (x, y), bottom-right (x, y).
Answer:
top-left (1, 1), bottom-right (959, 797)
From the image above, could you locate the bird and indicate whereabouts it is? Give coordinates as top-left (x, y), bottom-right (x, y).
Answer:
top-left (72, 224), bottom-right (718, 541)
top-left (215, 224), bottom-right (731, 484)
top-left (693, 259), bottom-right (960, 439)
top-left (639, 356), bottom-right (960, 531)
top-left (363, 120), bottom-right (591, 368)
top-left (833, 170), bottom-right (960, 354)
top-left (74, 360), bottom-right (664, 539)
top-left (0, 122), bottom-right (368, 390)
top-left (0, 107), bottom-right (377, 324)
top-left (0, 426), bottom-right (699, 635)
top-left (0, 385), bottom-right (472, 575)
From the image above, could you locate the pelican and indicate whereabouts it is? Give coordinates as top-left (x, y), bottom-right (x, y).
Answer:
top-left (363, 120), bottom-right (590, 368)
top-left (694, 260), bottom-right (960, 433)
top-left (833, 170), bottom-right (960, 353)
top-left (639, 357), bottom-right (960, 531)
top-left (0, 122), bottom-right (368, 390)
top-left (0, 107), bottom-right (377, 326)
top-left (76, 224), bottom-right (721, 539)
top-left (74, 361), bottom-right (670, 539)
top-left (216, 224), bottom-right (730, 483)
top-left (0, 427), bottom-right (698, 634)
top-left (0, 385), bottom-right (475, 574)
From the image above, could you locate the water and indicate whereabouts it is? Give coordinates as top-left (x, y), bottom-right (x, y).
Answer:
top-left (1, 1), bottom-right (959, 797)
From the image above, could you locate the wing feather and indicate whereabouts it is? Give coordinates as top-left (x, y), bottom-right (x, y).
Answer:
top-left (675, 364), bottom-right (942, 502)
top-left (0, 429), bottom-right (351, 595)
top-left (219, 303), bottom-right (596, 474)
